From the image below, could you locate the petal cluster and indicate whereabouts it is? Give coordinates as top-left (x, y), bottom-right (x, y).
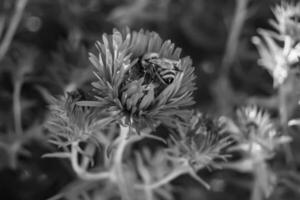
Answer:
top-left (46, 90), bottom-right (112, 145)
top-left (253, 2), bottom-right (300, 87)
top-left (165, 112), bottom-right (231, 170)
top-left (272, 2), bottom-right (300, 41)
top-left (232, 105), bottom-right (291, 160)
top-left (81, 28), bottom-right (196, 129)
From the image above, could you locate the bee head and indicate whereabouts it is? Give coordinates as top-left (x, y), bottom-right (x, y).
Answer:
top-left (141, 52), bottom-right (160, 68)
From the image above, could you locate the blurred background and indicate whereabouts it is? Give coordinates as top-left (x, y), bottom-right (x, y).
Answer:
top-left (1, 0), bottom-right (300, 200)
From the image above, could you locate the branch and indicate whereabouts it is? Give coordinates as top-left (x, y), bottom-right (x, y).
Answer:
top-left (70, 142), bottom-right (111, 181)
top-left (0, 0), bottom-right (28, 61)
top-left (13, 79), bottom-right (23, 135)
top-left (135, 167), bottom-right (188, 190)
top-left (212, 0), bottom-right (250, 114)
top-left (111, 123), bottom-right (132, 200)
top-left (222, 0), bottom-right (249, 73)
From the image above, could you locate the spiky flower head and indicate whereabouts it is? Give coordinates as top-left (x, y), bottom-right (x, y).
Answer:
top-left (46, 90), bottom-right (113, 146)
top-left (233, 105), bottom-right (291, 161)
top-left (252, 2), bottom-right (300, 87)
top-left (79, 28), bottom-right (196, 130)
top-left (165, 112), bottom-right (231, 171)
top-left (272, 2), bottom-right (300, 42)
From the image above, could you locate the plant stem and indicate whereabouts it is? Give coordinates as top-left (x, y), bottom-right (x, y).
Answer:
top-left (0, 0), bottom-right (28, 61)
top-left (113, 123), bottom-right (131, 199)
top-left (278, 36), bottom-right (296, 167)
top-left (222, 0), bottom-right (249, 74)
top-left (250, 162), bottom-right (266, 200)
top-left (213, 0), bottom-right (249, 114)
top-left (251, 176), bottom-right (262, 200)
top-left (135, 167), bottom-right (188, 190)
top-left (13, 79), bottom-right (23, 136)
top-left (278, 82), bottom-right (295, 166)
top-left (71, 142), bottom-right (111, 180)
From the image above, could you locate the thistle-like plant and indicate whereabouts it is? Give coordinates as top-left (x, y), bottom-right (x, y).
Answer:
top-left (272, 2), bottom-right (300, 43)
top-left (234, 105), bottom-right (291, 160)
top-left (133, 111), bottom-right (232, 199)
top-left (46, 90), bottom-right (114, 147)
top-left (252, 2), bottom-right (300, 87)
top-left (252, 4), bottom-right (299, 183)
top-left (78, 28), bottom-right (196, 130)
top-left (223, 105), bottom-right (291, 198)
top-left (163, 112), bottom-right (231, 188)
top-left (45, 28), bottom-right (198, 200)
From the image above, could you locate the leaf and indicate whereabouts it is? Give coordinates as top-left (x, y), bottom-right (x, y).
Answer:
top-left (43, 152), bottom-right (71, 159)
top-left (187, 167), bottom-right (210, 190)
top-left (76, 101), bottom-right (104, 107)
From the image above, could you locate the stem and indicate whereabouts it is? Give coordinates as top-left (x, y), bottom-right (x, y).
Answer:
top-left (81, 142), bottom-right (96, 170)
top-left (0, 16), bottom-right (6, 37)
top-left (112, 123), bottom-right (131, 199)
top-left (71, 142), bottom-right (111, 181)
top-left (13, 79), bottom-right (23, 135)
top-left (278, 82), bottom-right (295, 166)
top-left (214, 0), bottom-right (249, 114)
top-left (278, 85), bottom-right (289, 126)
top-left (278, 36), bottom-right (296, 167)
top-left (251, 177), bottom-right (262, 200)
top-left (250, 162), bottom-right (265, 200)
top-left (0, 0), bottom-right (28, 61)
top-left (114, 124), bottom-right (130, 174)
top-left (222, 0), bottom-right (249, 74)
top-left (135, 167), bottom-right (188, 190)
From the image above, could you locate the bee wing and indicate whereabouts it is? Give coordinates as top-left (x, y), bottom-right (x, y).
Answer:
top-left (148, 58), bottom-right (164, 65)
top-left (162, 58), bottom-right (182, 71)
top-left (149, 58), bottom-right (174, 69)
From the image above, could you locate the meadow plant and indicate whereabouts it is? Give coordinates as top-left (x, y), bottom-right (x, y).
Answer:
top-left (223, 105), bottom-right (291, 200)
top-left (225, 2), bottom-right (300, 200)
top-left (45, 28), bottom-right (231, 200)
top-left (43, 2), bottom-right (300, 200)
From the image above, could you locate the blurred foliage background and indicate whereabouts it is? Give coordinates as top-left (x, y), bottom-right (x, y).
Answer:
top-left (1, 0), bottom-right (300, 200)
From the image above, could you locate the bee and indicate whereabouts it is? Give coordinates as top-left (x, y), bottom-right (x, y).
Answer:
top-left (141, 52), bottom-right (182, 85)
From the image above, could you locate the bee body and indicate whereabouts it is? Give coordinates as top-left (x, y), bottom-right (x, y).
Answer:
top-left (141, 52), bottom-right (182, 85)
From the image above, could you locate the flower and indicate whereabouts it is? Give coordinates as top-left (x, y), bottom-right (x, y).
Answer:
top-left (237, 105), bottom-right (274, 137)
top-left (45, 90), bottom-right (113, 146)
top-left (132, 112), bottom-right (232, 194)
top-left (165, 112), bottom-right (231, 171)
top-left (232, 105), bottom-right (291, 160)
top-left (78, 28), bottom-right (196, 130)
top-left (252, 2), bottom-right (300, 87)
top-left (252, 29), bottom-right (300, 87)
top-left (272, 2), bottom-right (300, 42)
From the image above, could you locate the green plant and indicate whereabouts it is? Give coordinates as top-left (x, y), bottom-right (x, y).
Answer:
top-left (42, 2), bottom-right (300, 200)
top-left (45, 28), bottom-right (231, 200)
